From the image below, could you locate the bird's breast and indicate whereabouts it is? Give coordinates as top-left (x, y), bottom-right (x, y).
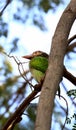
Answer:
top-left (30, 68), bottom-right (45, 83)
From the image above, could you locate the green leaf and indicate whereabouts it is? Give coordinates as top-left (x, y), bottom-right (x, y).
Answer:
top-left (67, 89), bottom-right (76, 97)
top-left (4, 60), bottom-right (13, 75)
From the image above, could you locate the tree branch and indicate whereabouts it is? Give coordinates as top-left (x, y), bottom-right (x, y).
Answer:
top-left (1, 83), bottom-right (42, 130)
top-left (67, 41), bottom-right (76, 53)
top-left (35, 0), bottom-right (76, 130)
top-left (67, 34), bottom-right (76, 44)
top-left (63, 67), bottom-right (76, 86)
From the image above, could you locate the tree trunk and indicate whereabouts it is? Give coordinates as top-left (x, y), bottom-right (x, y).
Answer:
top-left (35, 0), bottom-right (76, 130)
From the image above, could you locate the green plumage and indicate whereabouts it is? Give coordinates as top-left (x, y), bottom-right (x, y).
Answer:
top-left (29, 56), bottom-right (48, 73)
top-left (29, 56), bottom-right (48, 82)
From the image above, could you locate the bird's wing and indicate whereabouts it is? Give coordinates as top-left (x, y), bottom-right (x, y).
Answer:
top-left (29, 56), bottom-right (48, 73)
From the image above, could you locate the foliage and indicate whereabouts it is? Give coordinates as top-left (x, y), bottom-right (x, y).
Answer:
top-left (66, 113), bottom-right (76, 130)
top-left (72, 123), bottom-right (76, 130)
top-left (67, 89), bottom-right (76, 98)
top-left (1, 0), bottom-right (76, 130)
top-left (67, 90), bottom-right (76, 130)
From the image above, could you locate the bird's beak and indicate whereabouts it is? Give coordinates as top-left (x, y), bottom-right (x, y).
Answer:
top-left (22, 54), bottom-right (33, 59)
top-left (22, 51), bottom-right (43, 59)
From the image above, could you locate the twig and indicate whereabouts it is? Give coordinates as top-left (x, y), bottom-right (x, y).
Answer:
top-left (63, 66), bottom-right (76, 86)
top-left (0, 0), bottom-right (11, 16)
top-left (67, 35), bottom-right (76, 45)
top-left (57, 94), bottom-right (68, 130)
top-left (4, 52), bottom-right (34, 88)
top-left (17, 58), bottom-right (34, 89)
top-left (67, 41), bottom-right (76, 53)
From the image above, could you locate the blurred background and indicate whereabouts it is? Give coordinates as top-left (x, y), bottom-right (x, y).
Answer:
top-left (1, 0), bottom-right (76, 130)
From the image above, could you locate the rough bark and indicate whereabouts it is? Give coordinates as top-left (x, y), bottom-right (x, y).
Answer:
top-left (35, 0), bottom-right (76, 130)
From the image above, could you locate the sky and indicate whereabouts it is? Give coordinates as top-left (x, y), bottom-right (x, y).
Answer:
top-left (2, 0), bottom-right (71, 56)
top-left (2, 0), bottom-right (76, 100)
top-left (1, 0), bottom-right (76, 129)
top-left (2, 0), bottom-right (76, 95)
top-left (17, 0), bottom-right (70, 54)
top-left (1, 0), bottom-right (71, 78)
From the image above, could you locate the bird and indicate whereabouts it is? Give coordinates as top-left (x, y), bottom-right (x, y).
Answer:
top-left (22, 51), bottom-right (48, 83)
top-left (22, 50), bottom-right (60, 97)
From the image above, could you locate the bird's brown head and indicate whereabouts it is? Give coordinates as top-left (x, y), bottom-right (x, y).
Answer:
top-left (22, 51), bottom-right (48, 59)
